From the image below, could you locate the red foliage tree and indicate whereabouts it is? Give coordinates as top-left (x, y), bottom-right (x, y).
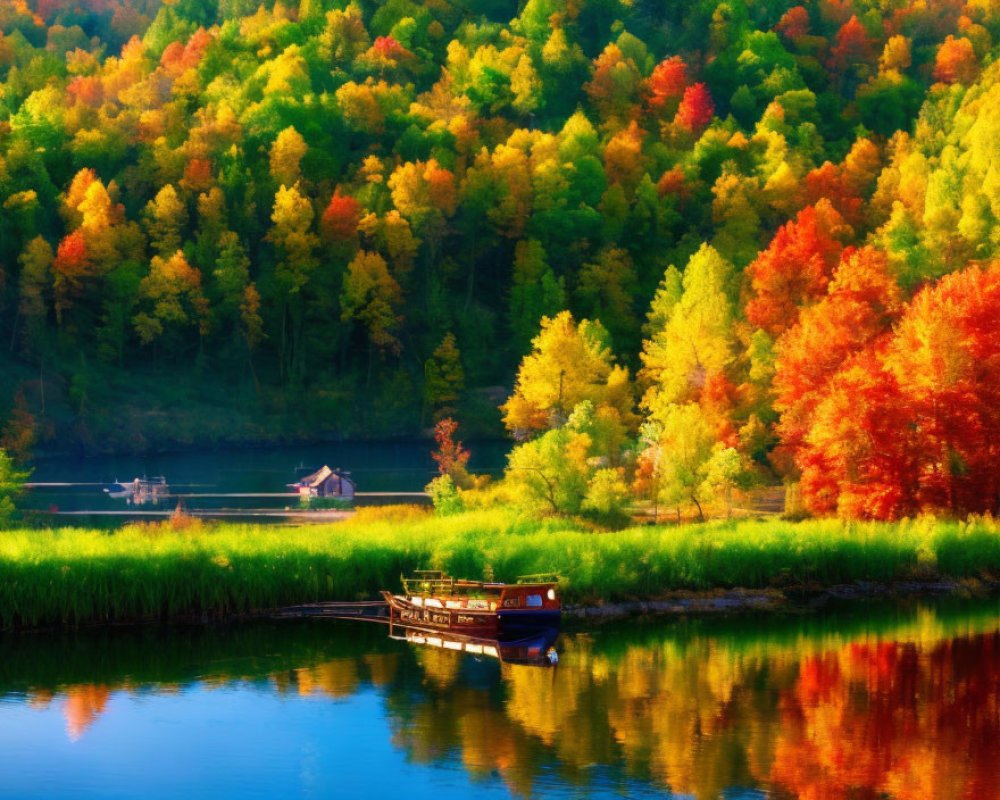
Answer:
top-left (656, 167), bottom-right (686, 197)
top-left (320, 191), bottom-right (362, 244)
top-left (181, 158), bottom-right (213, 193)
top-left (827, 15), bottom-right (874, 77)
top-left (796, 347), bottom-right (916, 518)
top-left (431, 417), bottom-right (470, 480)
top-left (885, 264), bottom-right (1000, 515)
top-left (160, 27), bottom-right (211, 76)
top-left (800, 161), bottom-right (867, 227)
top-left (673, 83), bottom-right (714, 133)
top-left (67, 75), bottom-right (103, 108)
top-left (51, 231), bottom-right (91, 323)
top-left (776, 6), bottom-right (811, 40)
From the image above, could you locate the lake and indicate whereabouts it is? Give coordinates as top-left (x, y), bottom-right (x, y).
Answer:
top-left (20, 440), bottom-right (509, 517)
top-left (1, 599), bottom-right (998, 798)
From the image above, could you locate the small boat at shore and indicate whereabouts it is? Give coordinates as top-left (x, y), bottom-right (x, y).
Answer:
top-left (382, 570), bottom-right (561, 638)
top-left (102, 476), bottom-right (169, 505)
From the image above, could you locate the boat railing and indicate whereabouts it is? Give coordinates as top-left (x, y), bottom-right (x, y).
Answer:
top-left (401, 570), bottom-right (456, 596)
top-left (515, 573), bottom-right (561, 585)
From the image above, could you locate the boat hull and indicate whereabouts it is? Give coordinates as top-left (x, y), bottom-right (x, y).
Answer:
top-left (498, 608), bottom-right (562, 635)
top-left (383, 592), bottom-right (499, 637)
top-left (383, 593), bottom-right (561, 639)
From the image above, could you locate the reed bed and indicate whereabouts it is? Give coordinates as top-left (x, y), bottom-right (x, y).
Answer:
top-left (1, 509), bottom-right (999, 629)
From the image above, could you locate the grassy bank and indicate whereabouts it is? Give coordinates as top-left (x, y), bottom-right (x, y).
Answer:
top-left (3, 508), bottom-right (1000, 629)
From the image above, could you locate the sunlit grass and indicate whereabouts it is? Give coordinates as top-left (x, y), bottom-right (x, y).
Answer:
top-left (1, 508), bottom-right (999, 628)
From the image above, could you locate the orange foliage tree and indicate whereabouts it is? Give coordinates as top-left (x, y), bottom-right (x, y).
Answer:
top-left (933, 35), bottom-right (978, 85)
top-left (773, 246), bottom-right (901, 489)
top-left (745, 201), bottom-right (849, 337)
top-left (646, 56), bottom-right (686, 114)
top-left (777, 260), bottom-right (1000, 518)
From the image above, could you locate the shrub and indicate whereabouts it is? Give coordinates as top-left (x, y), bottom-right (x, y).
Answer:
top-left (427, 474), bottom-right (465, 515)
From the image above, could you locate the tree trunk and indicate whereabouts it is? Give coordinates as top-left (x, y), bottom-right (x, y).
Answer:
top-left (366, 338), bottom-right (374, 390)
top-left (464, 229), bottom-right (477, 313)
top-left (691, 493), bottom-right (704, 522)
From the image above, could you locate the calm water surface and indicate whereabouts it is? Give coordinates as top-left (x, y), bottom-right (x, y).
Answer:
top-left (2, 600), bottom-right (999, 799)
top-left (22, 441), bottom-right (509, 515)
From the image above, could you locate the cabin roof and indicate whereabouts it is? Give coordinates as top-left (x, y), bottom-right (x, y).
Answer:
top-left (295, 465), bottom-right (355, 488)
top-left (299, 465), bottom-right (332, 487)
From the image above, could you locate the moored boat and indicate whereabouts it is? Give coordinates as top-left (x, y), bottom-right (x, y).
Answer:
top-left (382, 570), bottom-right (561, 638)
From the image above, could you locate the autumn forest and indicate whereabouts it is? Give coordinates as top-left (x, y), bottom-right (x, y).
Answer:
top-left (1, 0), bottom-right (999, 520)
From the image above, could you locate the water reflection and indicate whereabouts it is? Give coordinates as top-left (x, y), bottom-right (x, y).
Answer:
top-left (398, 627), bottom-right (560, 667)
top-left (2, 603), bottom-right (1000, 798)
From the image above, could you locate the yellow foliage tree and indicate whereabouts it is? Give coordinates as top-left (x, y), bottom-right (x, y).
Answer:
top-left (501, 310), bottom-right (634, 435)
top-left (640, 244), bottom-right (737, 409)
top-left (269, 126), bottom-right (307, 187)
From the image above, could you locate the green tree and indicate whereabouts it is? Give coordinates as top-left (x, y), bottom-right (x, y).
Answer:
top-left (505, 423), bottom-right (591, 514)
top-left (424, 333), bottom-right (465, 420)
top-left (508, 239), bottom-right (565, 357)
top-left (0, 448), bottom-right (31, 525)
top-left (16, 236), bottom-right (53, 361)
top-left (646, 403), bottom-right (716, 521)
top-left (340, 250), bottom-right (404, 385)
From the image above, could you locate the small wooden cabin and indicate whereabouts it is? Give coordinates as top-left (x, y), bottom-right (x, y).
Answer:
top-left (291, 465), bottom-right (356, 499)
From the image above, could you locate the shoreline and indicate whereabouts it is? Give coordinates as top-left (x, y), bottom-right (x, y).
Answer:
top-left (4, 510), bottom-right (1000, 632)
top-left (564, 577), bottom-right (1000, 622)
top-left (6, 578), bottom-right (998, 634)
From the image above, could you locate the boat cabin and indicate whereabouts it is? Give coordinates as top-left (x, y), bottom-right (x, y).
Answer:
top-left (400, 571), bottom-right (560, 613)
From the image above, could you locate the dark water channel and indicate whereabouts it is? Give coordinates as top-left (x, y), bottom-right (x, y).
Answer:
top-left (1, 599), bottom-right (999, 798)
top-left (21, 441), bottom-right (509, 517)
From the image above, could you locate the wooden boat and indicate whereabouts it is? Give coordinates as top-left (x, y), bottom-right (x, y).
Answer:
top-left (382, 570), bottom-right (560, 638)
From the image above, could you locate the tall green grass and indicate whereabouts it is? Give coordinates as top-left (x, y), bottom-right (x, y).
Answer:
top-left (1, 509), bottom-right (999, 629)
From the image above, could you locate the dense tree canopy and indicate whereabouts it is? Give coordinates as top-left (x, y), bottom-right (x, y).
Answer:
top-left (1, 0), bottom-right (1000, 518)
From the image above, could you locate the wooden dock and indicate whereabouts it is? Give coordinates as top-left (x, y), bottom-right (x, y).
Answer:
top-left (272, 600), bottom-right (390, 622)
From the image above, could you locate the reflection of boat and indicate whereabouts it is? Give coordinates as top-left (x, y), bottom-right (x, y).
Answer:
top-left (102, 476), bottom-right (169, 505)
top-left (397, 626), bottom-right (560, 666)
top-left (382, 571), bottom-right (561, 639)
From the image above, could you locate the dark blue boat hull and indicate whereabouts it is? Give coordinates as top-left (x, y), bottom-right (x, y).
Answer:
top-left (497, 609), bottom-right (561, 636)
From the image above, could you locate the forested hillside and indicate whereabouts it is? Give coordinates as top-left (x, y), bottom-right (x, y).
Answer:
top-left (0, 0), bottom-right (999, 517)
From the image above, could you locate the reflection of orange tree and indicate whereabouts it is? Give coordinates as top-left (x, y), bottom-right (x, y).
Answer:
top-left (767, 634), bottom-right (1000, 799)
top-left (17, 609), bottom-right (1000, 798)
top-left (63, 684), bottom-right (111, 742)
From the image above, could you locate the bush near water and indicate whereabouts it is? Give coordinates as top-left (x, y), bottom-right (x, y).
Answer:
top-left (3, 506), bottom-right (1000, 629)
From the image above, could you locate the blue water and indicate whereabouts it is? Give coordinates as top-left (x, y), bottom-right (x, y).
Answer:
top-left (0, 688), bottom-right (527, 800)
top-left (3, 601), bottom-right (1000, 798)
